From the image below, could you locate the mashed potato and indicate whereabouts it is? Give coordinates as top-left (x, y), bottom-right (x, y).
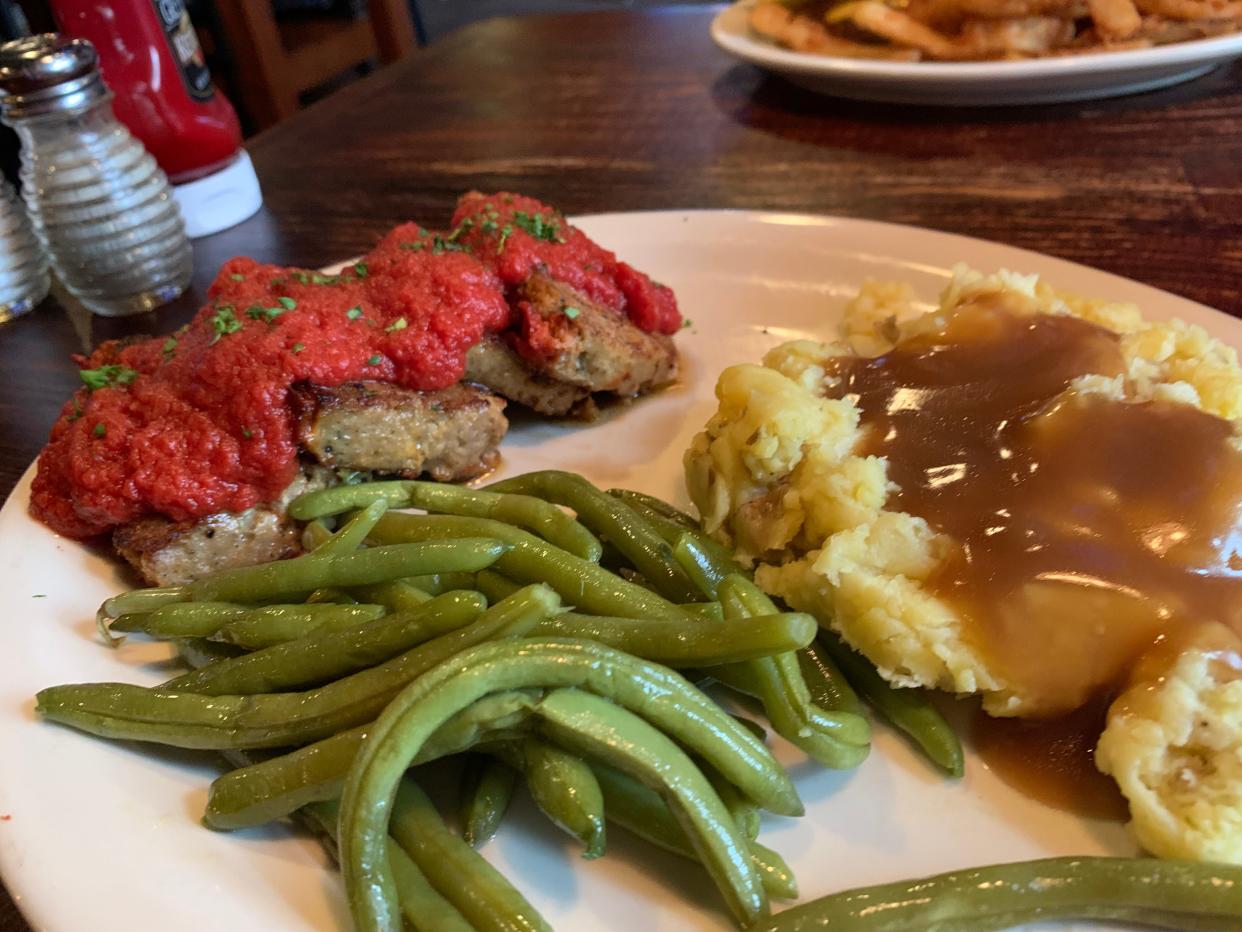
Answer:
top-left (684, 265), bottom-right (1242, 862)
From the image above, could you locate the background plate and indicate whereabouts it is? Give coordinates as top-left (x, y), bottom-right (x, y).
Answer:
top-left (2, 210), bottom-right (1238, 931)
top-left (711, 1), bottom-right (1242, 105)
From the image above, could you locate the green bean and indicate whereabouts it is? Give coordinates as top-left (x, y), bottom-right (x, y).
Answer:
top-left (460, 755), bottom-right (519, 847)
top-left (211, 603), bottom-right (391, 650)
top-left (302, 799), bottom-right (475, 932)
top-left (389, 778), bottom-right (553, 932)
top-left (368, 513), bottom-right (692, 621)
top-left (161, 592), bottom-right (485, 696)
top-left (302, 517), bottom-right (333, 550)
top-left (109, 602), bottom-right (249, 637)
top-left (291, 479), bottom-right (604, 563)
top-left (304, 587), bottom-right (359, 604)
top-left (313, 499), bottom-right (388, 556)
top-left (402, 572), bottom-right (480, 596)
top-left (705, 765), bottom-right (761, 841)
top-left (750, 857), bottom-right (1242, 932)
top-left (37, 586), bottom-right (559, 750)
top-left (617, 498), bottom-right (739, 600)
top-left (97, 586), bottom-right (189, 635)
top-left (175, 638), bottom-right (245, 669)
top-left (518, 735), bottom-right (605, 859)
top-left (614, 497), bottom-right (694, 547)
top-left (338, 638), bottom-right (799, 932)
top-left (590, 762), bottom-right (798, 901)
top-left (205, 689), bottom-right (540, 830)
top-left (714, 577), bottom-right (870, 767)
top-left (187, 538), bottom-right (508, 603)
top-left (816, 629), bottom-right (964, 777)
top-left (673, 534), bottom-right (733, 600)
top-left (748, 842), bottom-right (798, 903)
top-left (351, 580), bottom-right (433, 614)
top-left (682, 601), bottom-right (724, 620)
top-left (486, 471), bottom-right (700, 603)
top-left (606, 489), bottom-right (699, 530)
top-left (532, 611), bottom-right (816, 667)
top-left (476, 569), bottom-right (522, 605)
top-left (797, 640), bottom-right (865, 716)
top-left (536, 688), bottom-right (763, 923)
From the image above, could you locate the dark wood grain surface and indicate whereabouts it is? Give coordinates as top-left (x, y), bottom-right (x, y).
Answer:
top-left (2, 5), bottom-right (1241, 927)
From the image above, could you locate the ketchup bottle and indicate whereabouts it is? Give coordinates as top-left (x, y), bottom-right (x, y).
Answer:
top-left (49, 0), bottom-right (262, 237)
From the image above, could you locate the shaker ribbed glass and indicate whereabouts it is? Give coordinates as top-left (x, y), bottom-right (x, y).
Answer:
top-left (12, 103), bottom-right (192, 317)
top-left (0, 176), bottom-right (48, 322)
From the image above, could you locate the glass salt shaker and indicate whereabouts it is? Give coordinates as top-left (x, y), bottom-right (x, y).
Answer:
top-left (0, 175), bottom-right (49, 322)
top-left (0, 34), bottom-right (192, 317)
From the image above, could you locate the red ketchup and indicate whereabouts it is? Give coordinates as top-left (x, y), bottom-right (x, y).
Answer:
top-left (49, 0), bottom-right (242, 183)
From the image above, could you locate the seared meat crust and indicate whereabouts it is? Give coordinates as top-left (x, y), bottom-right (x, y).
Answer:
top-left (112, 464), bottom-right (335, 587)
top-left (515, 274), bottom-right (679, 396)
top-left (292, 381), bottom-right (507, 482)
top-left (465, 336), bottom-right (591, 417)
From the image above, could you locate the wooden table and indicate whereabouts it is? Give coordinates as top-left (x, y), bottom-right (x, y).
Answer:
top-left (1, 5), bottom-right (1240, 927)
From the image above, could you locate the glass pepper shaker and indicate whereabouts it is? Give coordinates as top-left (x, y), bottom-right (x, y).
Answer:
top-left (0, 174), bottom-right (49, 322)
top-left (0, 34), bottom-right (192, 317)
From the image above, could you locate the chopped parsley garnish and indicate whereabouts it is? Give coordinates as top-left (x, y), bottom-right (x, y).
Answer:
top-left (242, 427), bottom-right (253, 439)
top-left (68, 399), bottom-right (82, 422)
top-left (385, 317), bottom-right (408, 333)
top-left (496, 224), bottom-right (514, 253)
top-left (431, 236), bottom-right (469, 255)
top-left (161, 337), bottom-right (177, 360)
top-left (400, 241), bottom-right (425, 251)
top-left (245, 304), bottom-right (285, 323)
top-left (210, 305), bottom-right (242, 342)
top-left (511, 210), bottom-right (564, 243)
top-left (292, 343), bottom-right (305, 354)
top-left (563, 306), bottom-right (581, 320)
top-left (80, 364), bottom-right (139, 390)
top-left (682, 318), bottom-right (693, 329)
top-left (353, 262), bottom-right (369, 279)
top-left (230, 273), bottom-right (245, 282)
top-left (367, 354), bottom-right (382, 366)
top-left (346, 306), bottom-right (363, 320)
top-left (311, 272), bottom-right (339, 285)
top-left (92, 423), bottom-right (106, 437)
top-left (278, 296), bottom-right (298, 311)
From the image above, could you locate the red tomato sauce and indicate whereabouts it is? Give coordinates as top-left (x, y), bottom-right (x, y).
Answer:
top-left (452, 193), bottom-right (681, 336)
top-left (30, 194), bottom-right (680, 539)
top-left (30, 233), bottom-right (508, 538)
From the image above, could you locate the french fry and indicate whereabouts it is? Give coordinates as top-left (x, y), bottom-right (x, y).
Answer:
top-left (958, 15), bottom-right (1078, 54)
top-left (848, 1), bottom-right (964, 56)
top-left (749, 2), bottom-right (924, 57)
top-left (1133, 0), bottom-right (1242, 19)
top-left (1088, 0), bottom-right (1144, 37)
top-left (747, 0), bottom-right (1241, 61)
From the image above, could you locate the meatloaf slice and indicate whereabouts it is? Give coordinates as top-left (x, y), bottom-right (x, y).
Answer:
top-left (465, 335), bottom-right (591, 417)
top-left (112, 463), bottom-right (335, 587)
top-left (514, 273), bottom-right (679, 397)
top-left (292, 380), bottom-right (507, 482)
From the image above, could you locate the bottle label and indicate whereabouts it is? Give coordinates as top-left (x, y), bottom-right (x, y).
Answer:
top-left (152, 0), bottom-right (215, 101)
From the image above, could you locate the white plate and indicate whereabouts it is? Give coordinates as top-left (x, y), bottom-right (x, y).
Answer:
top-left (1, 210), bottom-right (1237, 932)
top-left (711, 0), bottom-right (1242, 105)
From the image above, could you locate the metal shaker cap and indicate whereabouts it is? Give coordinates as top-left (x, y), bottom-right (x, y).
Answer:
top-left (0, 35), bottom-right (108, 120)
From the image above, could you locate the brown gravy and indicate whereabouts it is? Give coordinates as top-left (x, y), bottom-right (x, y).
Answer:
top-left (824, 292), bottom-right (1242, 720)
top-left (971, 700), bottom-right (1129, 821)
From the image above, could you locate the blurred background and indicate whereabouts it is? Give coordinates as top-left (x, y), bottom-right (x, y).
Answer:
top-left (3, 1), bottom-right (715, 134)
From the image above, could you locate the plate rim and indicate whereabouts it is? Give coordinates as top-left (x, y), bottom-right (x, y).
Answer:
top-left (710, 0), bottom-right (1242, 81)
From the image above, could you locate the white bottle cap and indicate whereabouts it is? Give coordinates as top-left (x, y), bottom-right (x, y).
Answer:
top-left (172, 149), bottom-right (263, 238)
